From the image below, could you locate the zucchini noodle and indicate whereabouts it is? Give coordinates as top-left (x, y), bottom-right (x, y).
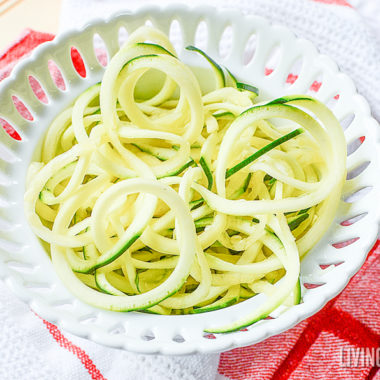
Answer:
top-left (24, 26), bottom-right (346, 333)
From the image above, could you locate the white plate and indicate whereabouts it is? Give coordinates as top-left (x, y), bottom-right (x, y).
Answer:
top-left (0, 5), bottom-right (379, 355)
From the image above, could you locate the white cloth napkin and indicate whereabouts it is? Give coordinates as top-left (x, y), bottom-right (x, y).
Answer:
top-left (1, 1), bottom-right (380, 379)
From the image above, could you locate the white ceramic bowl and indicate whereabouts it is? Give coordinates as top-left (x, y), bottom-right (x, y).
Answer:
top-left (0, 5), bottom-right (379, 355)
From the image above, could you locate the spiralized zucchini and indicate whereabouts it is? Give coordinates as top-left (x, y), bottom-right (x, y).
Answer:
top-left (24, 26), bottom-right (346, 333)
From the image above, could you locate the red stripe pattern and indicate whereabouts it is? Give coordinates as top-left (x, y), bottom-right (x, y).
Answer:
top-left (0, 29), bottom-right (54, 69)
top-left (312, 0), bottom-right (352, 7)
top-left (42, 319), bottom-right (107, 380)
